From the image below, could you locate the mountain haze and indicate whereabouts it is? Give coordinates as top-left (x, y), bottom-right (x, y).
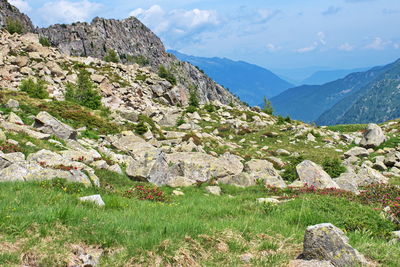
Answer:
top-left (170, 50), bottom-right (293, 106)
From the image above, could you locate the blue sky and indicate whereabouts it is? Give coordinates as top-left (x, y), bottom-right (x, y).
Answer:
top-left (10, 0), bottom-right (400, 69)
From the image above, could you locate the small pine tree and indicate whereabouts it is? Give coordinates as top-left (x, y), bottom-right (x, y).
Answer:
top-left (103, 49), bottom-right (120, 63)
top-left (188, 89), bottom-right (199, 108)
top-left (262, 96), bottom-right (273, 115)
top-left (65, 69), bottom-right (102, 110)
top-left (20, 78), bottom-right (49, 99)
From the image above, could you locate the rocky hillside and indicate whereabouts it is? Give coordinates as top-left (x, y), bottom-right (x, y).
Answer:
top-left (170, 50), bottom-right (293, 106)
top-left (37, 17), bottom-right (238, 106)
top-left (271, 63), bottom-right (391, 123)
top-left (0, 30), bottom-right (400, 265)
top-left (316, 59), bottom-right (400, 125)
top-left (0, 0), bottom-right (34, 33)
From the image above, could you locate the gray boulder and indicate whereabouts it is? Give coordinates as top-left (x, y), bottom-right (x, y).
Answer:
top-left (360, 124), bottom-right (386, 148)
top-left (356, 166), bottom-right (389, 186)
top-left (296, 160), bottom-right (339, 189)
top-left (299, 223), bottom-right (368, 267)
top-left (79, 195), bottom-right (105, 206)
top-left (205, 186), bottom-right (221, 196)
top-left (33, 111), bottom-right (77, 140)
top-left (334, 173), bottom-right (360, 194)
top-left (344, 147), bottom-right (369, 158)
top-left (5, 99), bottom-right (19, 109)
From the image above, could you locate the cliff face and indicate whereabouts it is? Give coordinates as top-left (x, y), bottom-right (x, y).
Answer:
top-left (38, 17), bottom-right (238, 105)
top-left (0, 0), bottom-right (34, 33)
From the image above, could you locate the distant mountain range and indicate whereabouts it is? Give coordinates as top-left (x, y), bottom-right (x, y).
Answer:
top-left (271, 59), bottom-right (400, 125)
top-left (301, 68), bottom-right (371, 85)
top-left (169, 50), bottom-right (293, 106)
top-left (273, 67), bottom-right (371, 85)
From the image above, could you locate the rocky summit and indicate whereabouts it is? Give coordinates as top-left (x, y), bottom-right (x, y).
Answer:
top-left (0, 1), bottom-right (399, 266)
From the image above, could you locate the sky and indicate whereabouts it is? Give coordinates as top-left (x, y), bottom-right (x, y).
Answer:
top-left (9, 0), bottom-right (400, 70)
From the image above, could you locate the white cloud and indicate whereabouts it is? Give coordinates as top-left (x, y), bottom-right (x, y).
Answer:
top-left (364, 37), bottom-right (391, 50)
top-left (394, 43), bottom-right (400, 49)
top-left (266, 43), bottom-right (281, 52)
top-left (37, 0), bottom-right (102, 25)
top-left (296, 42), bottom-right (318, 53)
top-left (296, 32), bottom-right (326, 53)
top-left (8, 0), bottom-right (31, 13)
top-left (339, 42), bottom-right (354, 51)
top-left (129, 5), bottom-right (219, 38)
top-left (317, 31), bottom-right (326, 45)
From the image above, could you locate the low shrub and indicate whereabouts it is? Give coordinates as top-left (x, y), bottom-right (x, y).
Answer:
top-left (158, 65), bottom-right (177, 85)
top-left (103, 49), bottom-right (120, 63)
top-left (176, 115), bottom-right (185, 127)
top-left (134, 121), bottom-right (148, 135)
top-left (276, 115), bottom-right (291, 125)
top-left (126, 55), bottom-right (149, 66)
top-left (124, 185), bottom-right (169, 202)
top-left (322, 157), bottom-right (346, 178)
top-left (39, 37), bottom-right (51, 47)
top-left (281, 156), bottom-right (304, 182)
top-left (0, 143), bottom-right (21, 153)
top-left (204, 103), bottom-right (216, 113)
top-left (20, 78), bottom-right (49, 99)
top-left (6, 18), bottom-right (23, 34)
top-left (185, 106), bottom-right (197, 113)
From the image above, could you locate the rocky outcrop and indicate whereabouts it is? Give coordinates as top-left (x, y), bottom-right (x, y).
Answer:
top-left (295, 160), bottom-right (339, 189)
top-left (298, 223), bottom-right (368, 267)
top-left (360, 123), bottom-right (386, 148)
top-left (38, 17), bottom-right (239, 106)
top-left (33, 111), bottom-right (77, 140)
top-left (0, 0), bottom-right (34, 33)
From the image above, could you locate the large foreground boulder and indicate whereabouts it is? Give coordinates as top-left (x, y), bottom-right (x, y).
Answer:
top-left (33, 111), bottom-right (77, 140)
top-left (299, 223), bottom-right (368, 267)
top-left (360, 123), bottom-right (386, 148)
top-left (295, 160), bottom-right (339, 189)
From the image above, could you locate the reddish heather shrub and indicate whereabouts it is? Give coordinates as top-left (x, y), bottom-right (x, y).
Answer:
top-left (265, 183), bottom-right (400, 223)
top-left (125, 185), bottom-right (170, 202)
top-left (0, 143), bottom-right (21, 153)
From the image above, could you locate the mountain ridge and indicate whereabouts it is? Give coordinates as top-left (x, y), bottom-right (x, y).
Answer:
top-left (170, 50), bottom-right (293, 106)
top-left (270, 62), bottom-right (392, 123)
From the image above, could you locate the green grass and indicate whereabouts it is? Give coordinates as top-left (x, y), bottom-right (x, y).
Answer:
top-left (327, 124), bottom-right (367, 133)
top-left (0, 172), bottom-right (398, 266)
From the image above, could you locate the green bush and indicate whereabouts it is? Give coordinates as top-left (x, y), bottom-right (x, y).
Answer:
top-left (103, 49), bottom-right (120, 63)
top-left (185, 106), bottom-right (197, 113)
top-left (65, 69), bottom-right (102, 110)
top-left (276, 115), bottom-right (291, 125)
top-left (134, 121), bottom-right (148, 135)
top-left (126, 55), bottom-right (149, 66)
top-left (39, 37), bottom-right (51, 47)
top-left (281, 156), bottom-right (304, 182)
top-left (5, 18), bottom-right (23, 34)
top-left (322, 158), bottom-right (346, 178)
top-left (204, 103), bottom-right (215, 113)
top-left (158, 65), bottom-right (177, 85)
top-left (20, 78), bottom-right (49, 99)
top-left (176, 115), bottom-right (185, 127)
